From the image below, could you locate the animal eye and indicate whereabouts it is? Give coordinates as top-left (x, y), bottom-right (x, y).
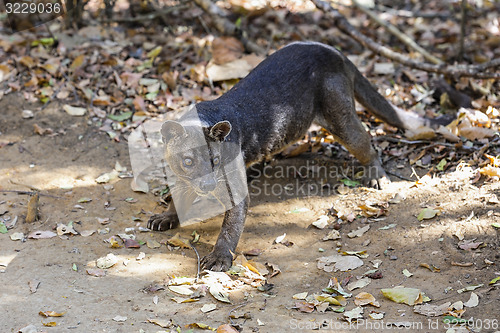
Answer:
top-left (183, 158), bottom-right (193, 166)
top-left (213, 157), bottom-right (220, 165)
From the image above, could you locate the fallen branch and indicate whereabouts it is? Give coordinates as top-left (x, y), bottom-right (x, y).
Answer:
top-left (101, 4), bottom-right (188, 23)
top-left (192, 0), bottom-right (266, 55)
top-left (375, 6), bottom-right (451, 19)
top-left (312, 0), bottom-right (500, 79)
top-left (352, 0), bottom-right (443, 65)
top-left (458, 0), bottom-right (467, 60)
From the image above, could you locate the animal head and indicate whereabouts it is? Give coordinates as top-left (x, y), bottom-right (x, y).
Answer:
top-left (161, 120), bottom-right (232, 196)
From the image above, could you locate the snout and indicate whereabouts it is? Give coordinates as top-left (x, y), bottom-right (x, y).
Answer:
top-left (196, 177), bottom-right (217, 195)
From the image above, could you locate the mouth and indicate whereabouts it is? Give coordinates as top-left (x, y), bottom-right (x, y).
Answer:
top-left (194, 189), bottom-right (211, 196)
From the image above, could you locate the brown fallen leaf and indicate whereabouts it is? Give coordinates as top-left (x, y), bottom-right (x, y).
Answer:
top-left (479, 165), bottom-right (500, 178)
top-left (148, 318), bottom-right (174, 328)
top-left (124, 238), bottom-right (140, 248)
top-left (458, 239), bottom-right (483, 250)
top-left (212, 37), bottom-right (244, 65)
top-left (42, 321), bottom-right (57, 327)
top-left (86, 268), bottom-right (106, 277)
top-left (294, 301), bottom-right (315, 313)
top-left (70, 54), bottom-right (85, 72)
top-left (19, 55), bottom-right (36, 68)
top-left (243, 248), bottom-right (263, 256)
top-left (217, 324), bottom-right (239, 333)
top-left (167, 233), bottom-right (192, 249)
top-left (451, 261), bottom-right (473, 267)
top-left (33, 124), bottom-right (54, 136)
top-left (266, 262), bottom-right (281, 278)
top-left (28, 280), bottom-right (40, 293)
top-left (39, 311), bottom-right (65, 317)
top-left (419, 263), bottom-right (440, 272)
top-left (354, 292), bottom-right (380, 307)
top-left (281, 142), bottom-right (311, 158)
top-left (186, 322), bottom-right (216, 330)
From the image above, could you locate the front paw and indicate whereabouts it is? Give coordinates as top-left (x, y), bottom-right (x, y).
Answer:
top-left (148, 212), bottom-right (180, 231)
top-left (367, 174), bottom-right (390, 190)
top-left (201, 248), bottom-right (234, 272)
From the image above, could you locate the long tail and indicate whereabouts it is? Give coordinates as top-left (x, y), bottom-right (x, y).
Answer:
top-left (349, 60), bottom-right (451, 131)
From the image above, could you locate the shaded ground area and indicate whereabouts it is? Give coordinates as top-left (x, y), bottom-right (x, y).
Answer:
top-left (1, 93), bottom-right (499, 332)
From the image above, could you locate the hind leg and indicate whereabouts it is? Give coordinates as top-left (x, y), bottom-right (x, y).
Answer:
top-left (318, 75), bottom-right (389, 189)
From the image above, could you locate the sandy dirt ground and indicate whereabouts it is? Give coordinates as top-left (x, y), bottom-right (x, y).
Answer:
top-left (1, 93), bottom-right (499, 333)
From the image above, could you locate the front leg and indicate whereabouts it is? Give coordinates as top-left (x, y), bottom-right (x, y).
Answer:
top-left (148, 181), bottom-right (198, 231)
top-left (201, 196), bottom-right (249, 271)
top-left (148, 200), bottom-right (180, 231)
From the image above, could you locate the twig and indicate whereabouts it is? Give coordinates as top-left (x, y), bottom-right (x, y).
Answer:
top-left (459, 0), bottom-right (467, 60)
top-left (352, 0), bottom-right (443, 65)
top-left (0, 189), bottom-right (61, 199)
top-left (9, 179), bottom-right (41, 192)
top-left (228, 302), bottom-right (248, 326)
top-left (191, 243), bottom-right (201, 282)
top-left (386, 170), bottom-right (414, 181)
top-left (311, 0), bottom-right (500, 79)
top-left (375, 6), bottom-right (451, 19)
top-left (192, 0), bottom-right (266, 55)
top-left (100, 4), bottom-right (189, 23)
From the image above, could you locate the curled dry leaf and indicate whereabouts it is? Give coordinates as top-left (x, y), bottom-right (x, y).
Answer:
top-left (63, 104), bottom-right (87, 116)
top-left (171, 297), bottom-right (198, 303)
top-left (147, 318), bottom-right (174, 328)
top-left (39, 311), bottom-right (65, 317)
top-left (209, 283), bottom-right (231, 303)
top-left (463, 292), bottom-right (479, 308)
top-left (419, 263), bottom-right (440, 272)
top-left (417, 207), bottom-right (441, 221)
top-left (354, 292), bottom-right (380, 307)
top-left (201, 303), bottom-right (217, 313)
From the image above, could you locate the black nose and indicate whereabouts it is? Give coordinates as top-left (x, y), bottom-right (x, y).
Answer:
top-left (199, 178), bottom-right (217, 192)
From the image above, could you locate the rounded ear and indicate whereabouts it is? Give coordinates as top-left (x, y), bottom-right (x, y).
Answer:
top-left (161, 121), bottom-right (186, 143)
top-left (209, 121), bottom-right (232, 141)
